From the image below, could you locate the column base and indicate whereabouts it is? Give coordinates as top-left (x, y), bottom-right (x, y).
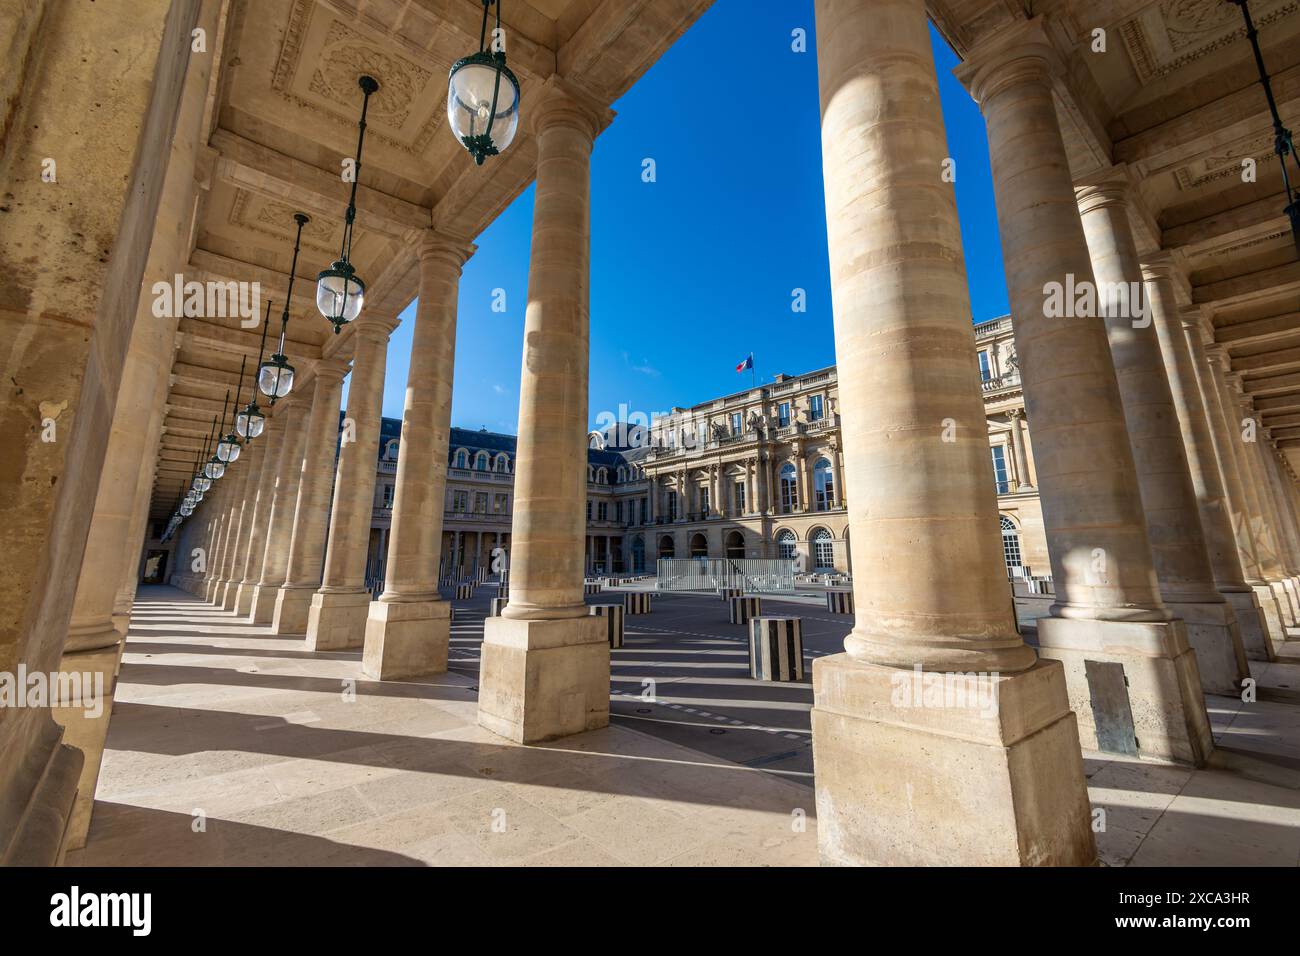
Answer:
top-left (810, 654), bottom-right (1096, 866)
top-left (1224, 589), bottom-right (1275, 662)
top-left (234, 581), bottom-right (256, 617)
top-left (271, 585), bottom-right (316, 635)
top-left (1254, 584), bottom-right (1288, 654)
top-left (305, 589), bottom-right (370, 651)
top-left (1165, 600), bottom-right (1249, 696)
top-left (52, 637), bottom-right (125, 850)
top-left (249, 583), bottom-right (280, 624)
top-left (362, 598), bottom-right (451, 680)
top-left (477, 614), bottom-right (609, 744)
top-left (1278, 579), bottom-right (1300, 623)
top-left (219, 579), bottom-right (239, 611)
top-left (1036, 616), bottom-right (1212, 767)
top-left (0, 712), bottom-right (83, 865)
top-left (1269, 581), bottom-right (1297, 627)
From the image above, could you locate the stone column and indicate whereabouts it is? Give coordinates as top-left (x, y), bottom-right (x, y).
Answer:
top-left (478, 79), bottom-right (610, 744)
top-left (250, 398), bottom-right (311, 622)
top-left (204, 486), bottom-right (234, 602)
top-left (1199, 346), bottom-right (1286, 652)
top-left (746, 458), bottom-right (757, 515)
top-left (364, 234), bottom-right (472, 678)
top-left (272, 360), bottom-right (348, 633)
top-left (1260, 438), bottom-right (1300, 606)
top-left (217, 449), bottom-right (258, 611)
top-left (810, 0), bottom-right (1094, 866)
top-left (1006, 409), bottom-right (1033, 491)
top-left (307, 313), bottom-right (397, 651)
top-left (1233, 387), bottom-right (1298, 628)
top-left (956, 19), bottom-right (1210, 766)
top-left (234, 413), bottom-right (287, 616)
top-left (1076, 172), bottom-right (1246, 695)
top-left (1146, 261), bottom-right (1272, 663)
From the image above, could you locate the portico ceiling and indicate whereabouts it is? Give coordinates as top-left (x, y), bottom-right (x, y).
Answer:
top-left (150, 0), bottom-right (713, 524)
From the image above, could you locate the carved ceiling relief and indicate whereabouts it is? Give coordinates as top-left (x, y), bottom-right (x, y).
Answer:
top-left (271, 0), bottom-right (446, 156)
top-left (229, 190), bottom-right (340, 257)
top-left (1118, 0), bottom-right (1297, 81)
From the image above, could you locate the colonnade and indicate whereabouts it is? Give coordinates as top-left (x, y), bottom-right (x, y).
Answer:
top-left (6, 0), bottom-right (1300, 868)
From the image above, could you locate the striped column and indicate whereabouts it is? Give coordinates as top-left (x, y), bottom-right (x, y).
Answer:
top-left (729, 595), bottom-right (762, 625)
top-left (748, 617), bottom-right (804, 681)
top-left (589, 604), bottom-right (625, 648)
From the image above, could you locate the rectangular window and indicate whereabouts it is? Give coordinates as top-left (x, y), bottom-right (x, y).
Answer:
top-left (586, 500), bottom-right (592, 521)
top-left (598, 502), bottom-right (608, 521)
top-left (735, 481), bottom-right (746, 514)
top-left (452, 490), bottom-right (468, 512)
top-left (731, 412), bottom-right (742, 435)
top-left (700, 489), bottom-right (710, 516)
top-left (615, 501), bottom-right (623, 523)
top-left (991, 445), bottom-right (1009, 494)
top-left (809, 394), bottom-right (824, 421)
top-left (474, 492), bottom-right (488, 513)
top-left (640, 498), bottom-right (648, 524)
top-left (493, 493), bottom-right (508, 514)
top-left (778, 402), bottom-right (791, 427)
top-left (699, 423), bottom-right (708, 447)
top-left (667, 491), bottom-right (677, 522)
top-left (381, 484), bottom-right (394, 509)
top-left (979, 351), bottom-right (993, 382)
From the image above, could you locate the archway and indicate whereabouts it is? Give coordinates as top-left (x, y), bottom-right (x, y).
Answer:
top-left (811, 527), bottom-right (834, 570)
top-left (725, 530), bottom-right (745, 559)
top-left (631, 535), bottom-right (645, 573)
top-left (1000, 516), bottom-right (1023, 575)
top-left (658, 534), bottom-right (675, 559)
top-left (689, 532), bottom-right (708, 558)
top-left (775, 528), bottom-right (796, 560)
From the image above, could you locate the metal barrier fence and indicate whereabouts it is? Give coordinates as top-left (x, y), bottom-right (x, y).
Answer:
top-left (656, 558), bottom-right (796, 593)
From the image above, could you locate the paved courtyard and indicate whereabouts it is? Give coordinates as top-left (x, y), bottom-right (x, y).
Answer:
top-left (69, 585), bottom-right (1300, 866)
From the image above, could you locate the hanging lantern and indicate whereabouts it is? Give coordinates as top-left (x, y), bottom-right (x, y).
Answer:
top-left (202, 414), bottom-right (225, 481)
top-left (180, 502), bottom-right (194, 517)
top-left (316, 76), bottom-right (378, 334)
top-left (214, 389), bottom-right (242, 463)
top-left (237, 307), bottom-right (269, 439)
top-left (448, 0), bottom-right (521, 166)
top-left (262, 214), bottom-right (308, 403)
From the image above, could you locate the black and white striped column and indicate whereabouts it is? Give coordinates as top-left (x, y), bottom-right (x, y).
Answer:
top-left (589, 604), bottom-right (625, 648)
top-left (584, 582), bottom-right (603, 596)
top-left (455, 583), bottom-right (473, 600)
top-left (826, 590), bottom-right (854, 614)
top-left (489, 597), bottom-right (506, 617)
top-left (718, 586), bottom-right (742, 602)
top-left (624, 592), bottom-right (653, 615)
top-left (729, 595), bottom-right (762, 624)
top-left (748, 617), bottom-right (804, 681)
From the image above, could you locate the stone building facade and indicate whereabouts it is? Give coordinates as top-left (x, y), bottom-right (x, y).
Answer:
top-left (366, 318), bottom-right (1054, 583)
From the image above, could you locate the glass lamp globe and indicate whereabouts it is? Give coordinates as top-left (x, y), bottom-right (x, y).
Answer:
top-left (194, 475), bottom-right (211, 493)
top-left (180, 503), bottom-right (194, 517)
top-left (447, 52), bottom-right (520, 165)
top-left (216, 433), bottom-right (242, 463)
top-left (316, 261), bottom-right (365, 333)
top-left (259, 355), bottom-right (295, 401)
top-left (205, 459), bottom-right (226, 481)
top-left (236, 403), bottom-right (265, 440)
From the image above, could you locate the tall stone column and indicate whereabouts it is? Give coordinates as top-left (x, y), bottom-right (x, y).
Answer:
top-left (1076, 173), bottom-right (1246, 694)
top-left (810, 0), bottom-right (1093, 866)
top-left (234, 412), bottom-right (287, 616)
top-left (1233, 387), bottom-right (1298, 628)
top-left (249, 396), bottom-right (310, 622)
top-left (364, 233), bottom-right (472, 679)
top-left (204, 486), bottom-right (234, 602)
top-left (1199, 346), bottom-right (1286, 652)
top-left (217, 447), bottom-right (259, 611)
top-left (477, 79), bottom-right (610, 744)
top-left (957, 19), bottom-right (1211, 766)
top-left (1006, 409), bottom-right (1033, 491)
top-left (1260, 438), bottom-right (1300, 603)
top-left (307, 313), bottom-right (397, 651)
top-left (1246, 424), bottom-right (1300, 621)
top-left (272, 360), bottom-right (348, 633)
top-left (1145, 262), bottom-right (1272, 663)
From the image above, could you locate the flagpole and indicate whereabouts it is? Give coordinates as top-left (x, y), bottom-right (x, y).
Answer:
top-left (751, 353), bottom-right (756, 389)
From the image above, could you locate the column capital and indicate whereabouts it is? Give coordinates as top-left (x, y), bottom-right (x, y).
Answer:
top-left (952, 17), bottom-right (1063, 106)
top-left (1139, 249), bottom-right (1181, 283)
top-left (1074, 166), bottom-right (1134, 216)
top-left (527, 75), bottom-right (614, 141)
top-left (1179, 304), bottom-right (1210, 337)
top-left (313, 356), bottom-right (350, 385)
top-left (418, 230), bottom-right (476, 271)
top-left (1007, 406), bottom-right (1024, 422)
top-left (354, 310), bottom-right (400, 340)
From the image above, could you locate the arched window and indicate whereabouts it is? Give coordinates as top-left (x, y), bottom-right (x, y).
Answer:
top-left (725, 530), bottom-right (745, 559)
top-left (631, 535), bottom-right (646, 573)
top-left (813, 458), bottom-right (834, 511)
top-left (812, 528), bottom-right (834, 570)
top-left (780, 463), bottom-right (799, 513)
top-left (616, 466), bottom-right (626, 483)
top-left (384, 438), bottom-right (399, 460)
top-left (658, 535), bottom-right (675, 559)
top-left (776, 529), bottom-right (796, 561)
top-left (596, 467), bottom-right (608, 484)
top-left (690, 533), bottom-right (708, 558)
top-left (453, 448), bottom-right (468, 469)
top-left (474, 451), bottom-right (489, 471)
top-left (1000, 516), bottom-right (1023, 573)
top-left (494, 453), bottom-right (509, 473)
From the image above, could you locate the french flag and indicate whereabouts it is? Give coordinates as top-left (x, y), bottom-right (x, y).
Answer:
top-left (735, 353), bottom-right (754, 373)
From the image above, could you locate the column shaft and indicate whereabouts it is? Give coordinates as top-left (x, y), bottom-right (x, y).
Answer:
top-left (250, 398), bottom-right (310, 623)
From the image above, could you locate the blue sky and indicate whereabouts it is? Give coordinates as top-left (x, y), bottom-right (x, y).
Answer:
top-left (362, 0), bottom-right (1009, 431)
